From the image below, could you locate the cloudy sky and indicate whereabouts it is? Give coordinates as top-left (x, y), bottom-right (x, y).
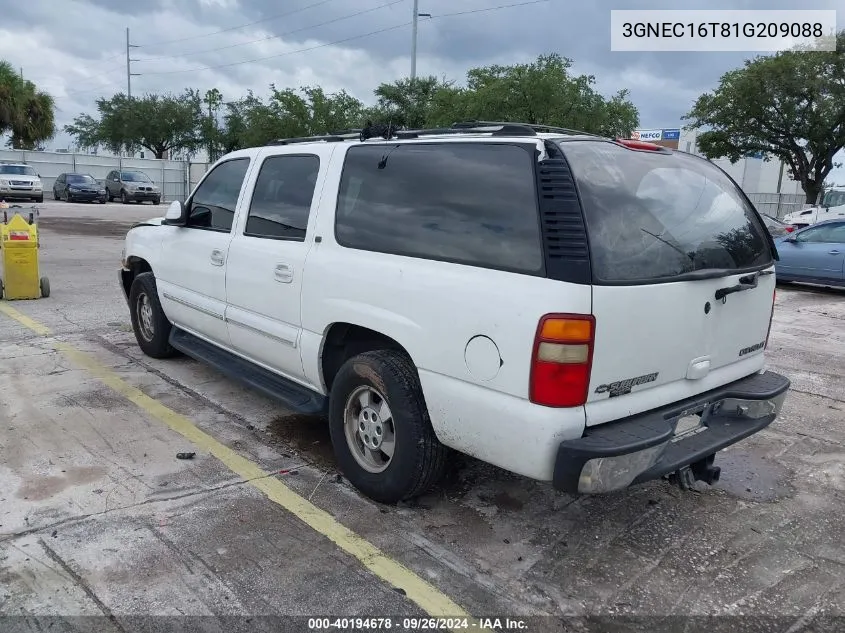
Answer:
top-left (0, 0), bottom-right (842, 182)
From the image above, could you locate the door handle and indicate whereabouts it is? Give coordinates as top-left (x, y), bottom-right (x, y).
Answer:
top-left (210, 249), bottom-right (225, 266)
top-left (829, 250), bottom-right (841, 255)
top-left (274, 263), bottom-right (293, 283)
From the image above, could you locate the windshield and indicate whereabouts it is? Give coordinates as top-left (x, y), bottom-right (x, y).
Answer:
top-left (67, 174), bottom-right (96, 184)
top-left (0, 165), bottom-right (37, 176)
top-left (559, 140), bottom-right (772, 283)
top-left (121, 171), bottom-right (151, 182)
top-left (821, 190), bottom-right (845, 208)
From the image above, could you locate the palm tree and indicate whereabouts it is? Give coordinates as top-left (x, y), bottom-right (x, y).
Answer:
top-left (0, 60), bottom-right (56, 149)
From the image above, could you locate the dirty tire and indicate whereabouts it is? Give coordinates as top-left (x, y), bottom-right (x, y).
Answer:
top-left (128, 272), bottom-right (176, 359)
top-left (329, 350), bottom-right (449, 504)
top-left (39, 276), bottom-right (50, 298)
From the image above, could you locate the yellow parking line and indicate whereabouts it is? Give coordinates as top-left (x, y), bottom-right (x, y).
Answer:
top-left (0, 303), bottom-right (476, 627)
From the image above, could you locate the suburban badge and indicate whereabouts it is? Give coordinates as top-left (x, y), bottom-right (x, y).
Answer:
top-left (595, 372), bottom-right (659, 397)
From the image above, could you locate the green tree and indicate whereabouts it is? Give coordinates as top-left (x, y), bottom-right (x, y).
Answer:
top-left (65, 90), bottom-right (203, 158)
top-left (210, 86), bottom-right (365, 151)
top-left (371, 76), bottom-right (453, 129)
top-left (0, 61), bottom-right (56, 149)
top-left (684, 32), bottom-right (845, 204)
top-left (454, 54), bottom-right (639, 136)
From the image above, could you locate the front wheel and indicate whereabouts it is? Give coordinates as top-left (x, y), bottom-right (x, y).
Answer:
top-left (153, 198), bottom-right (161, 205)
top-left (128, 272), bottom-right (177, 359)
top-left (34, 196), bottom-right (43, 203)
top-left (39, 276), bottom-right (50, 298)
top-left (121, 190), bottom-right (129, 204)
top-left (328, 350), bottom-right (449, 504)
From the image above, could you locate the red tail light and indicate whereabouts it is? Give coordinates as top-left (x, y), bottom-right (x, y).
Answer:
top-left (765, 289), bottom-right (776, 349)
top-left (529, 314), bottom-right (595, 407)
top-left (785, 226), bottom-right (795, 233)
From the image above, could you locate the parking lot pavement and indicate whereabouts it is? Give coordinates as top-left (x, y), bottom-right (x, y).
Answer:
top-left (2, 202), bottom-right (845, 630)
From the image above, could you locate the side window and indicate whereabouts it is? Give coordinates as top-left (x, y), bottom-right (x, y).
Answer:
top-left (335, 143), bottom-right (543, 273)
top-left (797, 226), bottom-right (835, 243)
top-left (188, 158), bottom-right (250, 232)
top-left (245, 154), bottom-right (320, 240)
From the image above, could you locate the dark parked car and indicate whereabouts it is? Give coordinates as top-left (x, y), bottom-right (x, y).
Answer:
top-left (105, 170), bottom-right (161, 204)
top-left (53, 173), bottom-right (107, 203)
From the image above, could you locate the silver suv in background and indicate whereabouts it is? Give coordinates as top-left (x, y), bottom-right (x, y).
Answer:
top-left (0, 162), bottom-right (44, 203)
top-left (105, 170), bottom-right (161, 205)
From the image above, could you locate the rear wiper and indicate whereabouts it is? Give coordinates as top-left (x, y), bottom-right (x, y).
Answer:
top-left (640, 228), bottom-right (695, 270)
top-left (715, 272), bottom-right (761, 302)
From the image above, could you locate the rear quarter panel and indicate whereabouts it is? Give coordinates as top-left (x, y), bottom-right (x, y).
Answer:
top-left (299, 145), bottom-right (591, 475)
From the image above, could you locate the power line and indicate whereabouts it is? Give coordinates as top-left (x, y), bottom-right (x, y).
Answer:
top-left (138, 0), bottom-right (339, 48)
top-left (135, 0), bottom-right (406, 63)
top-left (140, 0), bottom-right (549, 77)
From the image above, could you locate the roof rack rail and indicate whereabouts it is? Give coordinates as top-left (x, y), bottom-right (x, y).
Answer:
top-left (265, 132), bottom-right (360, 146)
top-left (395, 122), bottom-right (540, 140)
top-left (451, 121), bottom-right (598, 137)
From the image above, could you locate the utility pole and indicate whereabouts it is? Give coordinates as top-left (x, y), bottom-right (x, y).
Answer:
top-left (126, 27), bottom-right (140, 98)
top-left (410, 2), bottom-right (431, 80)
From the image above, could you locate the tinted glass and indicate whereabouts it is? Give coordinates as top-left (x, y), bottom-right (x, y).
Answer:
top-left (336, 143), bottom-right (542, 273)
top-left (822, 190), bottom-right (845, 208)
top-left (189, 158), bottom-right (250, 232)
top-left (122, 171), bottom-right (151, 182)
top-left (67, 174), bottom-right (96, 184)
top-left (245, 155), bottom-right (320, 240)
top-left (0, 165), bottom-right (37, 176)
top-left (798, 223), bottom-right (845, 243)
top-left (560, 141), bottom-right (772, 282)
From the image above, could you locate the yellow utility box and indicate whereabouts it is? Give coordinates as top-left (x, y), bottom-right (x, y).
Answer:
top-left (0, 210), bottom-right (50, 300)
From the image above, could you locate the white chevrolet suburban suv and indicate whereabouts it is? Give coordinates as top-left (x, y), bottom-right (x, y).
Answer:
top-left (119, 121), bottom-right (790, 504)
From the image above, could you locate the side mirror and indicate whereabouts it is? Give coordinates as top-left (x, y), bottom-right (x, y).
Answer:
top-left (163, 200), bottom-right (187, 226)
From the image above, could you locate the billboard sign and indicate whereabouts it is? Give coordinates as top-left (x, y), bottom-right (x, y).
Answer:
top-left (661, 129), bottom-right (680, 140)
top-left (632, 129), bottom-right (662, 141)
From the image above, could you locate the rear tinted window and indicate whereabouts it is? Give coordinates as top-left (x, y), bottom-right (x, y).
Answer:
top-left (335, 143), bottom-right (543, 274)
top-left (560, 141), bottom-right (772, 282)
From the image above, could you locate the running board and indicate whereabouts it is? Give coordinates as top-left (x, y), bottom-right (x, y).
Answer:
top-left (169, 328), bottom-right (328, 416)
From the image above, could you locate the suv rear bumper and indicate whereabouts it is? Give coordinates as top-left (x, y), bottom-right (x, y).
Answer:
top-left (553, 371), bottom-right (790, 494)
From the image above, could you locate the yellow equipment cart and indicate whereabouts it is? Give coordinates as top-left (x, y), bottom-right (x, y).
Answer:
top-left (0, 205), bottom-right (50, 300)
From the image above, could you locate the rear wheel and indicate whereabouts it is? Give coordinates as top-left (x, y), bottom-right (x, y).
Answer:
top-left (107, 189), bottom-right (114, 202)
top-left (53, 189), bottom-right (59, 200)
top-left (328, 350), bottom-right (449, 504)
top-left (128, 272), bottom-right (176, 359)
top-left (39, 276), bottom-right (50, 298)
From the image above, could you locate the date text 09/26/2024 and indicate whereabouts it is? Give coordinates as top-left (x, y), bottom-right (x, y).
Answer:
top-left (307, 617), bottom-right (529, 631)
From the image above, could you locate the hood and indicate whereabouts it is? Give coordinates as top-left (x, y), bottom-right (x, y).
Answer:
top-left (130, 217), bottom-right (165, 229)
top-left (783, 206), bottom-right (818, 221)
top-left (1, 176), bottom-right (39, 184)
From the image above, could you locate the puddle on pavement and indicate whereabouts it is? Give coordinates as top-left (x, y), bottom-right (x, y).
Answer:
top-left (15, 466), bottom-right (106, 501)
top-left (266, 414), bottom-right (335, 469)
top-left (38, 216), bottom-right (135, 238)
top-left (714, 450), bottom-right (792, 502)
